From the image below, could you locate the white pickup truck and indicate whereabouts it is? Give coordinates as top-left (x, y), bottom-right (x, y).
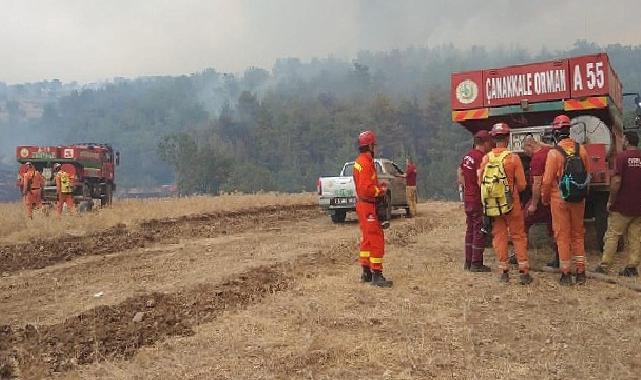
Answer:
top-left (317, 158), bottom-right (410, 223)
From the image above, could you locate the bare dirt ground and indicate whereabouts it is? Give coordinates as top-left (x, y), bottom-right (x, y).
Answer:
top-left (1, 200), bottom-right (641, 379)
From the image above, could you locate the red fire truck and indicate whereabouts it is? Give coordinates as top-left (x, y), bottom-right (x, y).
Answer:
top-left (16, 143), bottom-right (119, 211)
top-left (451, 52), bottom-right (640, 249)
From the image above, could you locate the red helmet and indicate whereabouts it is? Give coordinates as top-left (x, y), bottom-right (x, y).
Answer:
top-left (552, 115), bottom-right (571, 129)
top-left (490, 123), bottom-right (511, 136)
top-left (358, 130), bottom-right (377, 146)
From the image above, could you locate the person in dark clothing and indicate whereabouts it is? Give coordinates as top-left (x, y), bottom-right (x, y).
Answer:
top-left (405, 158), bottom-right (417, 217)
top-left (458, 130), bottom-right (493, 272)
top-left (595, 131), bottom-right (641, 277)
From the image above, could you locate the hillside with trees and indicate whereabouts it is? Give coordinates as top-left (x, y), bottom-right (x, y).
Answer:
top-left (1, 40), bottom-right (640, 200)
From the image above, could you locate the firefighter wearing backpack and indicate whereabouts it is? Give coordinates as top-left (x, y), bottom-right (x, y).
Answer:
top-left (54, 163), bottom-right (76, 216)
top-left (542, 115), bottom-right (591, 285)
top-left (479, 123), bottom-right (532, 284)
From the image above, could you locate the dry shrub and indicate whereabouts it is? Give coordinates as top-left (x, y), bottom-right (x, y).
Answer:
top-left (0, 193), bottom-right (316, 244)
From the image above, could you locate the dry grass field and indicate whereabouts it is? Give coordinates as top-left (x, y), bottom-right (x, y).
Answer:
top-left (1, 198), bottom-right (641, 379)
top-left (0, 193), bottom-right (316, 244)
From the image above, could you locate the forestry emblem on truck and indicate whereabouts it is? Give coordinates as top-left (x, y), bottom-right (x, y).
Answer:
top-left (455, 79), bottom-right (479, 104)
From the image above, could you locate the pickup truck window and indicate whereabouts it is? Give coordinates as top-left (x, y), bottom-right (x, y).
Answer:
top-left (391, 163), bottom-right (405, 176)
top-left (383, 162), bottom-right (400, 176)
top-left (341, 162), bottom-right (355, 177)
top-left (341, 161), bottom-right (383, 176)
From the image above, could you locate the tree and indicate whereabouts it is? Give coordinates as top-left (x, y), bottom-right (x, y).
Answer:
top-left (6, 41), bottom-right (641, 200)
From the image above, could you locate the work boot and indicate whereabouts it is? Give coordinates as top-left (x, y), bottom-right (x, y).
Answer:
top-left (499, 271), bottom-right (509, 283)
top-left (360, 267), bottom-right (372, 283)
top-left (470, 263), bottom-right (492, 272)
top-left (380, 221), bottom-right (390, 230)
top-left (593, 264), bottom-right (609, 275)
top-left (559, 272), bottom-right (573, 286)
top-left (619, 267), bottom-right (639, 277)
top-left (519, 272), bottom-right (533, 285)
top-left (464, 262), bottom-right (471, 271)
top-left (508, 254), bottom-right (518, 265)
top-left (575, 271), bottom-right (587, 285)
top-left (371, 271), bottom-right (393, 288)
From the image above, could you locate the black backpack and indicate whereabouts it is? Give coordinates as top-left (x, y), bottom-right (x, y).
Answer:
top-left (555, 142), bottom-right (590, 203)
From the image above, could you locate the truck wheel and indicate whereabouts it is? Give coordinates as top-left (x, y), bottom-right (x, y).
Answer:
top-left (331, 210), bottom-right (347, 223)
top-left (106, 183), bottom-right (113, 205)
top-left (78, 201), bottom-right (93, 213)
top-left (82, 182), bottom-right (92, 198)
top-left (101, 184), bottom-right (113, 207)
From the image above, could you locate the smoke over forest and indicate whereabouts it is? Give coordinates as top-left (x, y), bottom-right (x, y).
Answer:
top-left (1, 1), bottom-right (641, 200)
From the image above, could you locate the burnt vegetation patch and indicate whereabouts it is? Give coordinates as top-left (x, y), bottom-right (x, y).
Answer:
top-left (0, 204), bottom-right (318, 274)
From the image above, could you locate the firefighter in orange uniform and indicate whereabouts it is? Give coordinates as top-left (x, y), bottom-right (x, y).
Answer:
top-left (22, 162), bottom-right (44, 219)
top-left (54, 163), bottom-right (76, 216)
top-left (542, 115), bottom-right (591, 285)
top-left (479, 123), bottom-right (533, 284)
top-left (353, 130), bottom-right (392, 288)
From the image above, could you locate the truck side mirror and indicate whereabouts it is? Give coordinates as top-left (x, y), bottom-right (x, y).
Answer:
top-left (115, 151), bottom-right (120, 166)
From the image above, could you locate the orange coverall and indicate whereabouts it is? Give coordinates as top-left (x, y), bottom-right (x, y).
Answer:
top-left (22, 169), bottom-right (44, 218)
top-left (353, 152), bottom-right (385, 271)
top-left (55, 171), bottom-right (76, 215)
top-left (542, 139), bottom-right (591, 274)
top-left (479, 148), bottom-right (529, 272)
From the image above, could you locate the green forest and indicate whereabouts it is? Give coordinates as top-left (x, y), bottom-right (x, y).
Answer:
top-left (2, 40), bottom-right (641, 199)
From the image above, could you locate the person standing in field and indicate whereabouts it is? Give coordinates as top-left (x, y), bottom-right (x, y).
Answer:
top-left (458, 130), bottom-right (492, 272)
top-left (404, 158), bottom-right (417, 217)
top-left (54, 163), bottom-right (76, 216)
top-left (522, 136), bottom-right (559, 268)
top-left (594, 131), bottom-right (641, 277)
top-left (353, 130), bottom-right (392, 288)
top-left (479, 123), bottom-right (532, 284)
top-left (542, 115), bottom-right (591, 285)
top-left (22, 162), bottom-right (44, 219)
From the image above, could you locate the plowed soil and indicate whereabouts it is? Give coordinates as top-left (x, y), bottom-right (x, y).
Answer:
top-left (0, 204), bottom-right (317, 274)
top-left (1, 201), bottom-right (641, 379)
top-left (2, 265), bottom-right (290, 378)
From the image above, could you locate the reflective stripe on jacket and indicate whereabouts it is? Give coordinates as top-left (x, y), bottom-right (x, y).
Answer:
top-left (353, 153), bottom-right (382, 202)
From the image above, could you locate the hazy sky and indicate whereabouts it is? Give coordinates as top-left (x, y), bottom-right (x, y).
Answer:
top-left (1, 0), bottom-right (640, 83)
